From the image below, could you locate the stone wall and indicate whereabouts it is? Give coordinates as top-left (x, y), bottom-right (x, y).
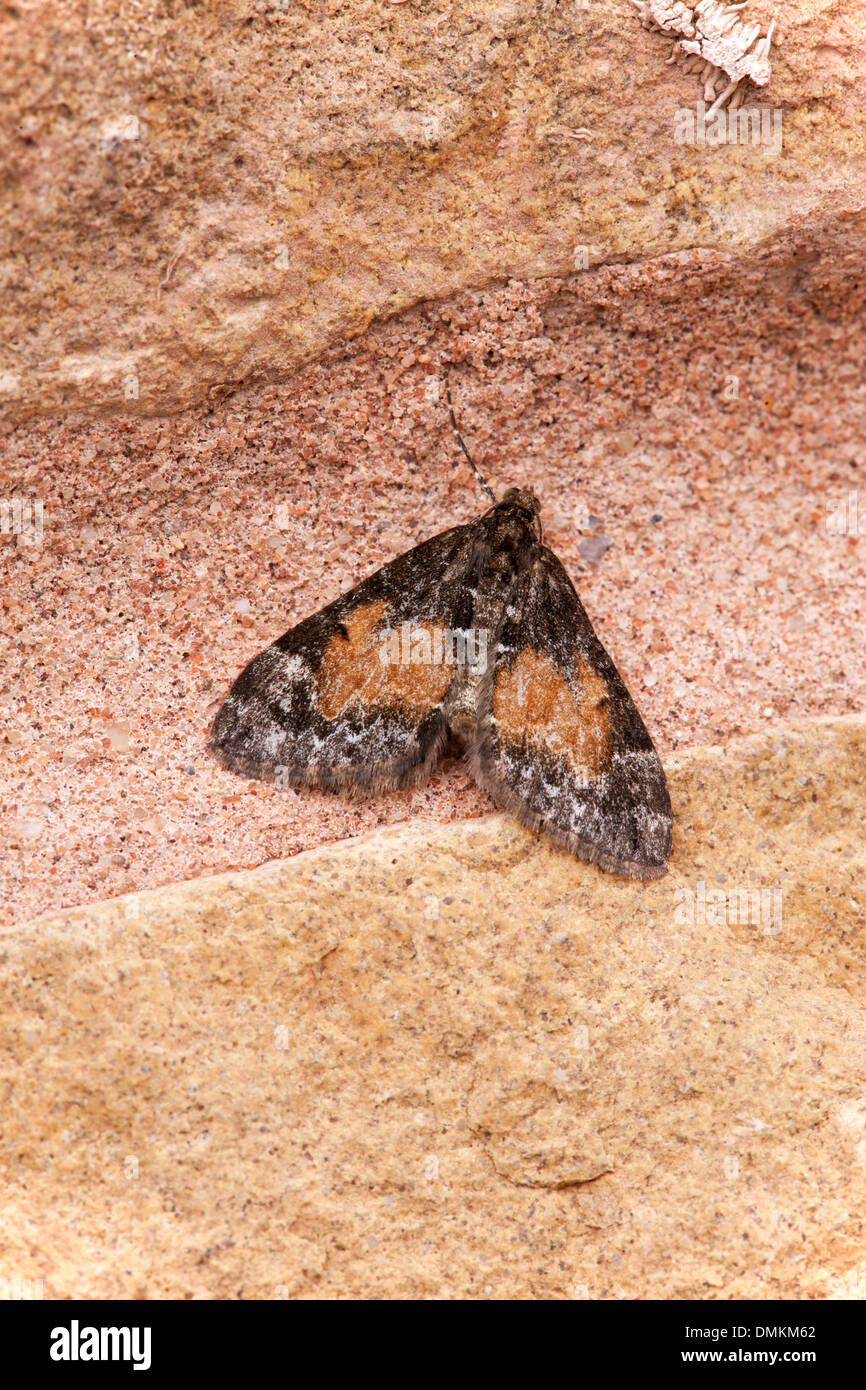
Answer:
top-left (1, 0), bottom-right (864, 424)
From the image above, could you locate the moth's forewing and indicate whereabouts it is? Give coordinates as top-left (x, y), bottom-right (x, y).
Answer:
top-left (467, 544), bottom-right (672, 879)
top-left (208, 521), bottom-right (481, 790)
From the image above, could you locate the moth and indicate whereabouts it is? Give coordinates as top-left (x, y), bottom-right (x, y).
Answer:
top-left (208, 413), bottom-right (672, 879)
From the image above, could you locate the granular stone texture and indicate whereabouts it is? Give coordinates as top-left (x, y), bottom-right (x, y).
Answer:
top-left (2, 229), bottom-right (865, 927)
top-left (1, 0), bottom-right (864, 423)
top-left (1, 715), bottom-right (864, 1300)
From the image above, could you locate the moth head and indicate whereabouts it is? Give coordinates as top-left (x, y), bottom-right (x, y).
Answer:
top-left (500, 486), bottom-right (541, 512)
top-left (497, 487), bottom-right (543, 538)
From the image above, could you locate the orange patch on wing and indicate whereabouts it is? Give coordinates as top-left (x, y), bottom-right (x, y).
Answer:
top-left (492, 647), bottom-right (612, 780)
top-left (318, 600), bottom-right (454, 720)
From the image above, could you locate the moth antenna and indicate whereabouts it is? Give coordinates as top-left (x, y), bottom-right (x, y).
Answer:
top-left (444, 377), bottom-right (496, 504)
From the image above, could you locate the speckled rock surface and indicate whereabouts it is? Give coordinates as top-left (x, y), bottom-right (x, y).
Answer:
top-left (4, 225), bottom-right (866, 928)
top-left (2, 714), bottom-right (865, 1300)
top-left (4, 0), bottom-right (866, 929)
top-left (1, 0), bottom-right (865, 423)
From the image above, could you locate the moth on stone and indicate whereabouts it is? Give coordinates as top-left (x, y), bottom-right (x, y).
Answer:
top-left (630, 0), bottom-right (775, 117)
top-left (208, 404), bottom-right (672, 880)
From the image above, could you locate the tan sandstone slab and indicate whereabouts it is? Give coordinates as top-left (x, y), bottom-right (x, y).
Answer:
top-left (1, 0), bottom-right (865, 424)
top-left (1, 713), bottom-right (865, 1299)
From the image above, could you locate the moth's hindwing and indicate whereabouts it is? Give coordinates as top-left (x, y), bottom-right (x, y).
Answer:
top-left (468, 544), bottom-right (672, 879)
top-left (208, 521), bottom-right (482, 791)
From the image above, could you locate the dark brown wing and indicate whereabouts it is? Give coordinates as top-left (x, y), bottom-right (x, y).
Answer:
top-left (467, 544), bottom-right (672, 878)
top-left (208, 519), bottom-right (485, 791)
